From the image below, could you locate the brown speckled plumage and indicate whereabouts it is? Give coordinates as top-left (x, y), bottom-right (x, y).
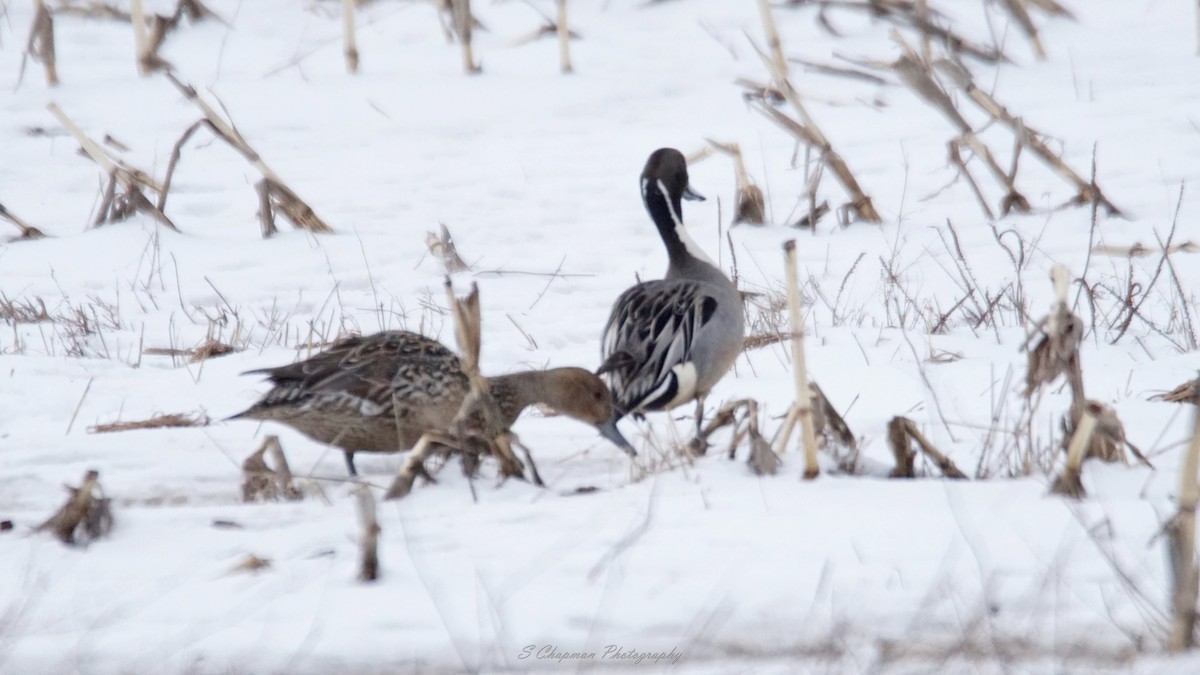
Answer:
top-left (232, 331), bottom-right (632, 474)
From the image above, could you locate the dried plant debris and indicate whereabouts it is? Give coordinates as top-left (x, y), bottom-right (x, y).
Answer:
top-left (692, 140), bottom-right (766, 225)
top-left (242, 436), bottom-right (304, 502)
top-left (18, 0), bottom-right (58, 88)
top-left (0, 294), bottom-right (52, 324)
top-left (1050, 410), bottom-right (1097, 499)
top-left (386, 282), bottom-right (531, 500)
top-left (227, 554), bottom-right (271, 574)
top-left (1093, 241), bottom-right (1199, 258)
top-left (89, 411), bottom-right (210, 433)
top-left (1023, 267), bottom-right (1082, 400)
top-left (37, 470), bottom-right (113, 545)
top-left (425, 223), bottom-right (471, 273)
top-left (1152, 378), bottom-right (1200, 404)
top-left (45, 103), bottom-right (178, 231)
top-left (887, 416), bottom-right (966, 479)
top-left (144, 337), bottom-right (238, 363)
top-left (165, 73), bottom-right (333, 237)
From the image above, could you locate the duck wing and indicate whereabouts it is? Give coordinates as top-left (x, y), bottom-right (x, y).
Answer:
top-left (599, 279), bottom-right (720, 415)
top-left (239, 331), bottom-right (464, 417)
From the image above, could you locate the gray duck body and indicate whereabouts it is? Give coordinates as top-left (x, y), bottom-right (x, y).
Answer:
top-left (600, 148), bottom-right (745, 418)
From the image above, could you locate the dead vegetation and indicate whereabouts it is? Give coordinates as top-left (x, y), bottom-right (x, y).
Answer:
top-left (163, 72), bottom-right (335, 238)
top-left (0, 204), bottom-right (48, 241)
top-left (89, 411), bottom-right (210, 434)
top-left (753, 0), bottom-right (883, 225)
top-left (385, 281), bottom-right (532, 500)
top-left (689, 140), bottom-right (766, 225)
top-left (241, 435), bottom-right (305, 502)
top-left (1167, 403), bottom-right (1200, 651)
top-left (48, 103), bottom-right (178, 232)
top-left (37, 469), bottom-right (113, 545)
top-left (887, 416), bottom-right (967, 479)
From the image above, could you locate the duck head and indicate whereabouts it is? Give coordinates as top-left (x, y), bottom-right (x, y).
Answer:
top-left (640, 148), bottom-right (705, 209)
top-left (542, 367), bottom-right (637, 457)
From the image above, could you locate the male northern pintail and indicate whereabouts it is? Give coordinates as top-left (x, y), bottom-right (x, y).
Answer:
top-left (233, 330), bottom-right (634, 474)
top-left (599, 148), bottom-right (745, 442)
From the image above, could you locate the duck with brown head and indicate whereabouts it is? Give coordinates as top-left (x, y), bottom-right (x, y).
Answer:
top-left (232, 330), bottom-right (634, 475)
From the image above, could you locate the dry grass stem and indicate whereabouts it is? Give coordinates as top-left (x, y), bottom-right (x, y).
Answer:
top-left (165, 73), bottom-right (334, 236)
top-left (19, 0), bottom-right (59, 88)
top-left (342, 0), bottom-right (359, 73)
top-left (88, 411), bottom-right (210, 433)
top-left (1092, 241), bottom-right (1198, 258)
top-left (356, 485), bottom-right (380, 581)
top-left (144, 336), bottom-right (237, 363)
top-left (47, 103), bottom-right (178, 231)
top-left (37, 469), bottom-right (113, 545)
top-left (1167, 404), bottom-right (1200, 651)
top-left (241, 435), bottom-right (304, 502)
top-left (0, 203), bottom-right (48, 240)
top-left (1049, 409), bottom-right (1097, 499)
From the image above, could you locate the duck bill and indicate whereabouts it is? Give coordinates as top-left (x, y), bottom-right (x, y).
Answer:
top-left (682, 184), bottom-right (706, 202)
top-left (595, 417), bottom-right (637, 457)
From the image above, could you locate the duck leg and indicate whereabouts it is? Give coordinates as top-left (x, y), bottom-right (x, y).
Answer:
top-left (344, 450), bottom-right (358, 476)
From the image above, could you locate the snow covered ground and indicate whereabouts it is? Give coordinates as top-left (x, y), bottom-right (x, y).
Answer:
top-left (2, 0), bottom-right (1199, 672)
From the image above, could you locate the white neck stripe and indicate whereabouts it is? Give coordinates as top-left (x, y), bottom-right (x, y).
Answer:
top-left (656, 179), bottom-right (714, 265)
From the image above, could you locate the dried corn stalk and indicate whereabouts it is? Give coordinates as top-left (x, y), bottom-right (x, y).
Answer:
top-left (696, 140), bottom-right (765, 225)
top-left (386, 282), bottom-right (527, 499)
top-left (1167, 404), bottom-right (1200, 651)
top-left (47, 103), bottom-right (178, 231)
top-left (37, 470), bottom-right (113, 545)
top-left (242, 435), bottom-right (304, 502)
top-left (887, 416), bottom-right (966, 479)
top-left (753, 0), bottom-right (881, 224)
top-left (356, 485), bottom-right (380, 581)
top-left (1154, 378), bottom-right (1200, 404)
top-left (936, 59), bottom-right (1123, 216)
top-left (452, 0), bottom-right (482, 74)
top-left (425, 223), bottom-right (470, 273)
top-left (342, 0), bottom-right (360, 73)
top-left (165, 73), bottom-right (334, 237)
top-left (19, 0), bottom-right (59, 88)
top-left (890, 35), bottom-right (1029, 216)
top-left (556, 0), bottom-right (572, 73)
top-left (1049, 409), bottom-right (1097, 498)
top-left (775, 241), bottom-right (820, 479)
top-left (1024, 266), bottom-right (1083, 406)
top-left (0, 203), bottom-right (48, 240)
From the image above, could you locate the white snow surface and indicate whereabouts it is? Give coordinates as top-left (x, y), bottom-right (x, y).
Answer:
top-left (1, 0), bottom-right (1199, 672)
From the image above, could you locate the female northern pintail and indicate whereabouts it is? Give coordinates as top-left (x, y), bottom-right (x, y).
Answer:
top-left (598, 148), bottom-right (745, 442)
top-left (233, 330), bottom-right (634, 475)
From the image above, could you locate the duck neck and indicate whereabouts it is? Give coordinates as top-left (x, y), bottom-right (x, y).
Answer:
top-left (643, 178), bottom-right (719, 278)
top-left (486, 371), bottom-right (547, 426)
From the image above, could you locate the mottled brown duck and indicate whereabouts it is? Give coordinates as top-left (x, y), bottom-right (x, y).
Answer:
top-left (232, 330), bottom-right (634, 475)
